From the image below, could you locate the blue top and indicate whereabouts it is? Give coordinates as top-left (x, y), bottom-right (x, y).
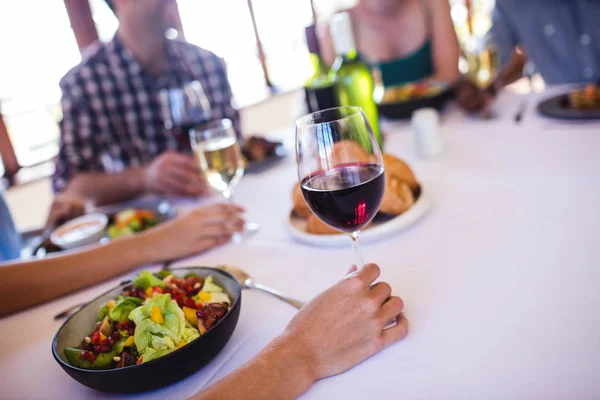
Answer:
top-left (487, 0), bottom-right (600, 84)
top-left (0, 191), bottom-right (21, 261)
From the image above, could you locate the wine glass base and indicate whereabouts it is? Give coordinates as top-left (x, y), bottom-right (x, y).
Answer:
top-left (231, 222), bottom-right (260, 244)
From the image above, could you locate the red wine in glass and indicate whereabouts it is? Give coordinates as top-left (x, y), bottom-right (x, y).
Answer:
top-left (301, 163), bottom-right (385, 233)
top-left (171, 118), bottom-right (210, 152)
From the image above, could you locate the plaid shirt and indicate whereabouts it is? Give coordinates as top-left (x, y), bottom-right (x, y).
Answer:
top-left (53, 36), bottom-right (240, 192)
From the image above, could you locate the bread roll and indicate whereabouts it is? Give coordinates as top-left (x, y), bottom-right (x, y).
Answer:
top-left (379, 153), bottom-right (417, 215)
top-left (382, 153), bottom-right (418, 191)
top-left (292, 184), bottom-right (312, 218)
top-left (331, 140), bottom-right (373, 164)
top-left (380, 175), bottom-right (415, 215)
top-left (305, 214), bottom-right (341, 235)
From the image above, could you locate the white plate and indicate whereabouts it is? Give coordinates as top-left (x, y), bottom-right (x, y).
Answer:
top-left (286, 184), bottom-right (433, 247)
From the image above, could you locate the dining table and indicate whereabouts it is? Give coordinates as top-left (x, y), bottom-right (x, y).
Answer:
top-left (1, 86), bottom-right (599, 399)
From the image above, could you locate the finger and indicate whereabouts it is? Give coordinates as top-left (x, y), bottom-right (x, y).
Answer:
top-left (160, 173), bottom-right (203, 197)
top-left (166, 153), bottom-right (201, 174)
top-left (379, 296), bottom-right (404, 323)
top-left (346, 265), bottom-right (358, 276)
top-left (369, 282), bottom-right (392, 304)
top-left (155, 177), bottom-right (191, 197)
top-left (162, 165), bottom-right (203, 189)
top-left (355, 263), bottom-right (381, 287)
top-left (196, 203), bottom-right (245, 215)
top-left (381, 312), bottom-right (409, 347)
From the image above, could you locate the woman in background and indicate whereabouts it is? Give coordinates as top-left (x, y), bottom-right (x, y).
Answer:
top-left (320, 0), bottom-right (460, 87)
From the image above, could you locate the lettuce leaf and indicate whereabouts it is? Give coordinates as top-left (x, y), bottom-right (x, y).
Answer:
top-left (132, 270), bottom-right (165, 291)
top-left (108, 297), bottom-right (143, 322)
top-left (200, 276), bottom-right (223, 293)
top-left (128, 293), bottom-right (199, 363)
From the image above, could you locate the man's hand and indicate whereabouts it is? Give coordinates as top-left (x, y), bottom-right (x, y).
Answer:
top-left (143, 151), bottom-right (209, 197)
top-left (456, 78), bottom-right (495, 113)
top-left (282, 263), bottom-right (408, 381)
top-left (46, 194), bottom-right (86, 230)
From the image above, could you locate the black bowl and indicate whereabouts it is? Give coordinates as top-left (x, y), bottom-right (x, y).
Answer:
top-left (377, 87), bottom-right (454, 120)
top-left (52, 267), bottom-right (242, 394)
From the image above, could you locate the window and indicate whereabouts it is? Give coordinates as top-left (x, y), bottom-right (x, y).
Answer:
top-left (178, 0), bottom-right (268, 107)
top-left (0, 0), bottom-right (80, 167)
top-left (89, 0), bottom-right (119, 42)
top-left (252, 0), bottom-right (314, 90)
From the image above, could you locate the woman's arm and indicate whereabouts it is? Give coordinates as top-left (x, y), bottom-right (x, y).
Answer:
top-left (195, 264), bottom-right (409, 400)
top-left (426, 0), bottom-right (460, 83)
top-left (0, 204), bottom-right (244, 317)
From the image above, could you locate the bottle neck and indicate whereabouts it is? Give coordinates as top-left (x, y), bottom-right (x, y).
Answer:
top-left (309, 53), bottom-right (328, 76)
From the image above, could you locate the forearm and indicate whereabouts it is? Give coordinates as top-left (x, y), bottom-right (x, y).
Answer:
top-left (194, 335), bottom-right (316, 400)
top-left (64, 168), bottom-right (146, 206)
top-left (0, 232), bottom-right (156, 317)
top-left (489, 49), bottom-right (527, 93)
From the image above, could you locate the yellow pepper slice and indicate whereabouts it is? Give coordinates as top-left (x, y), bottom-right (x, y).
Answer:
top-left (124, 336), bottom-right (135, 347)
top-left (150, 306), bottom-right (164, 324)
top-left (182, 306), bottom-right (198, 326)
top-left (198, 292), bottom-right (211, 302)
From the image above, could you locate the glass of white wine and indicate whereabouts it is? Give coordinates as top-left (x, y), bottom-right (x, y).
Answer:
top-left (189, 118), bottom-right (244, 201)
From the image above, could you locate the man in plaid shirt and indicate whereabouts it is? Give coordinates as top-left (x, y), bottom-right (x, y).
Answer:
top-left (53, 0), bottom-right (241, 205)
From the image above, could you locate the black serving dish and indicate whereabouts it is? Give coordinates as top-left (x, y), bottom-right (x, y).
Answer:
top-left (377, 87), bottom-right (454, 120)
top-left (52, 267), bottom-right (241, 394)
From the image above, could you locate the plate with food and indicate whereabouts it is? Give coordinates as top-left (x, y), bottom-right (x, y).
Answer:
top-left (377, 81), bottom-right (453, 120)
top-left (242, 136), bottom-right (287, 173)
top-left (30, 200), bottom-right (176, 256)
top-left (286, 148), bottom-right (432, 247)
top-left (538, 83), bottom-right (600, 120)
top-left (52, 267), bottom-right (241, 394)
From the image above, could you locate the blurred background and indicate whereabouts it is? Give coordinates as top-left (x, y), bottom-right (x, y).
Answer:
top-left (0, 0), bottom-right (495, 227)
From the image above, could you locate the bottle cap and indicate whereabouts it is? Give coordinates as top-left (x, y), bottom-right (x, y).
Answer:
top-left (330, 12), bottom-right (356, 56)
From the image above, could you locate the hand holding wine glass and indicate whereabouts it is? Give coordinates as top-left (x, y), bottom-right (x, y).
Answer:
top-left (142, 151), bottom-right (209, 197)
top-left (296, 106), bottom-right (385, 267)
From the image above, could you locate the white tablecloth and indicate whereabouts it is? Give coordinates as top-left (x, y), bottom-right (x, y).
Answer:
top-left (2, 88), bottom-right (600, 399)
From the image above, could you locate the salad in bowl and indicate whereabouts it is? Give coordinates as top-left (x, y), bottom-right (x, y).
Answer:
top-left (64, 270), bottom-right (231, 370)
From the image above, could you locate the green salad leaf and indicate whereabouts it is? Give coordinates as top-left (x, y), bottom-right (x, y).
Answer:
top-left (128, 294), bottom-right (199, 363)
top-left (132, 270), bottom-right (165, 291)
top-left (108, 296), bottom-right (143, 322)
top-left (200, 276), bottom-right (223, 293)
top-left (97, 304), bottom-right (108, 322)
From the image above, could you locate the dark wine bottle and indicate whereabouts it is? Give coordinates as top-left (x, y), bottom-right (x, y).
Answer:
top-left (304, 24), bottom-right (338, 113)
top-left (329, 12), bottom-right (383, 151)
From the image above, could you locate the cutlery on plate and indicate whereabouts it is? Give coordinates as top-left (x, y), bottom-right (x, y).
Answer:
top-left (514, 62), bottom-right (535, 123)
top-left (216, 265), bottom-right (305, 309)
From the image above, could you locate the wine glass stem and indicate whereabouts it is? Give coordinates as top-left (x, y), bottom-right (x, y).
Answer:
top-left (350, 231), bottom-right (364, 269)
top-left (222, 188), bottom-right (234, 203)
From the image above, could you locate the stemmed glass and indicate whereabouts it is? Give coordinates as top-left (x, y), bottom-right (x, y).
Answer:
top-left (160, 81), bottom-right (212, 150)
top-left (296, 106), bottom-right (385, 267)
top-left (190, 119), bottom-right (259, 240)
top-left (189, 119), bottom-right (244, 202)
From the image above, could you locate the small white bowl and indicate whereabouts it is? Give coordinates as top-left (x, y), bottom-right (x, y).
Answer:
top-left (51, 213), bottom-right (108, 250)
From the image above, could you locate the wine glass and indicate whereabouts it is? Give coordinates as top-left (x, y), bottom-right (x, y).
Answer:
top-left (189, 118), bottom-right (243, 202)
top-left (296, 106), bottom-right (385, 268)
top-left (160, 81), bottom-right (212, 151)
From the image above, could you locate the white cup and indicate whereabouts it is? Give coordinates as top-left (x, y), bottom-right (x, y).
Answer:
top-left (411, 108), bottom-right (443, 159)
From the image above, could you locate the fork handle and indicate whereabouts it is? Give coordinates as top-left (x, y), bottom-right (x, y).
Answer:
top-left (250, 283), bottom-right (305, 309)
